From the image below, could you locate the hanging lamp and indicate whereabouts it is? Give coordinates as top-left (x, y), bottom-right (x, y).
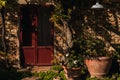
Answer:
top-left (91, 0), bottom-right (104, 9)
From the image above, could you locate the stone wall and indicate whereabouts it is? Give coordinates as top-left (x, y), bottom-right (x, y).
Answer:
top-left (4, 6), bottom-right (20, 68)
top-left (0, 12), bottom-right (3, 50)
top-left (1, 2), bottom-right (120, 67)
top-left (79, 4), bottom-right (120, 53)
top-left (53, 20), bottom-right (73, 65)
top-left (53, 3), bottom-right (120, 65)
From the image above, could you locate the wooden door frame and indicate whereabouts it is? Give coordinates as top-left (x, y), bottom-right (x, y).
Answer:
top-left (19, 4), bottom-right (54, 66)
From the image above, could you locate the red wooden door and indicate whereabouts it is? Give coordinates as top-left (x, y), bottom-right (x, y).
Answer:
top-left (20, 5), bottom-right (53, 65)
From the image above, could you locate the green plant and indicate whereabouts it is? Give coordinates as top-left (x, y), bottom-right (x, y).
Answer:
top-left (36, 71), bottom-right (59, 80)
top-left (52, 65), bottom-right (63, 71)
top-left (65, 49), bottom-right (84, 68)
top-left (84, 38), bottom-right (107, 57)
top-left (33, 65), bottom-right (67, 80)
top-left (76, 33), bottom-right (114, 58)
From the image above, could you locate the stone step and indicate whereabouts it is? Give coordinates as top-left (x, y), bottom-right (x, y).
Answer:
top-left (17, 66), bottom-right (52, 73)
top-left (31, 66), bottom-right (52, 73)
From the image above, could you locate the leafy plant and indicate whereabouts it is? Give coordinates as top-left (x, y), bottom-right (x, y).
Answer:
top-left (52, 65), bottom-right (63, 71)
top-left (65, 49), bottom-right (84, 68)
top-left (33, 65), bottom-right (67, 80)
top-left (84, 38), bottom-right (107, 57)
top-left (76, 33), bottom-right (114, 58)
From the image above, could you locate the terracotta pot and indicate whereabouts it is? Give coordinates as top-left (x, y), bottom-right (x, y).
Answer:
top-left (62, 66), bottom-right (81, 79)
top-left (84, 57), bottom-right (112, 78)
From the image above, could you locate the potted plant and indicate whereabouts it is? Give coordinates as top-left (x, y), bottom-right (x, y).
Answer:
top-left (62, 45), bottom-right (84, 79)
top-left (78, 34), bottom-right (114, 78)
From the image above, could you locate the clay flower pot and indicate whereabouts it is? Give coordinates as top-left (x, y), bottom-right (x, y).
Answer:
top-left (62, 66), bottom-right (81, 79)
top-left (84, 57), bottom-right (112, 78)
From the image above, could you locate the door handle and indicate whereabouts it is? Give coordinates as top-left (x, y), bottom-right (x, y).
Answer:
top-left (32, 27), bottom-right (37, 33)
top-left (35, 27), bottom-right (37, 32)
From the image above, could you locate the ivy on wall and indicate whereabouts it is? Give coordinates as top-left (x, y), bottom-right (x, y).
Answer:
top-left (0, 0), bottom-right (120, 68)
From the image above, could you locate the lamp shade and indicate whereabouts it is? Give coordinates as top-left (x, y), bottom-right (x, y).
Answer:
top-left (91, 2), bottom-right (104, 9)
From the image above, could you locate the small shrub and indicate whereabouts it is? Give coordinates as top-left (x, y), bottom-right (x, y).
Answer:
top-left (33, 65), bottom-right (67, 80)
top-left (52, 65), bottom-right (63, 71)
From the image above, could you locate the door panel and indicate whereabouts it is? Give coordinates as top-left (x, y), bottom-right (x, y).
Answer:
top-left (20, 5), bottom-right (53, 65)
top-left (23, 47), bottom-right (36, 65)
top-left (37, 6), bottom-right (53, 65)
top-left (37, 46), bottom-right (53, 65)
top-left (37, 6), bottom-right (52, 46)
top-left (21, 5), bottom-right (36, 65)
